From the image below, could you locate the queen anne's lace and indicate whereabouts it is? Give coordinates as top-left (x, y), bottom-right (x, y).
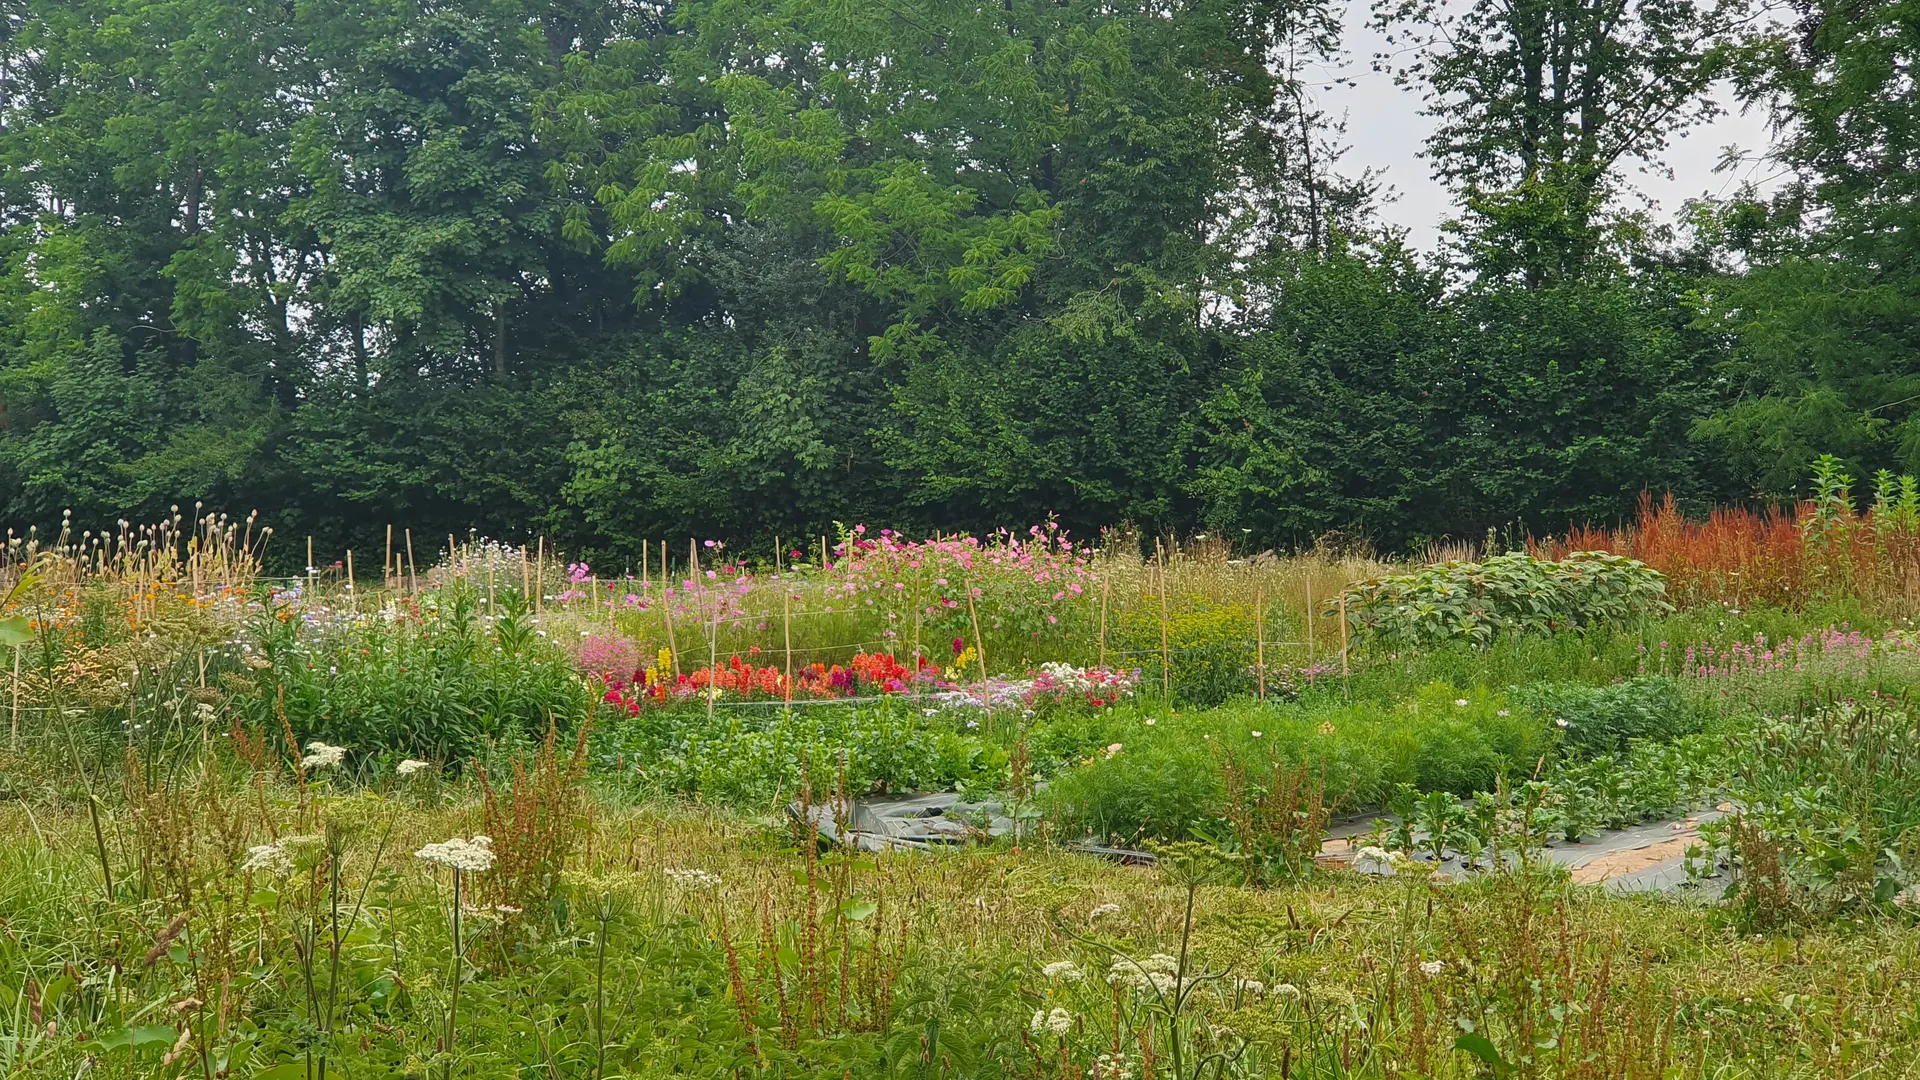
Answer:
top-left (300, 741), bottom-right (346, 770)
top-left (395, 758), bottom-right (430, 777)
top-left (663, 867), bottom-right (722, 889)
top-left (415, 835), bottom-right (495, 873)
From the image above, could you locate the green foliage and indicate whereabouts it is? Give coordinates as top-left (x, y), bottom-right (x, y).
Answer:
top-left (1044, 682), bottom-right (1546, 842)
top-left (1117, 601), bottom-right (1255, 708)
top-left (1343, 551), bottom-right (1672, 649)
top-left (592, 701), bottom-right (1006, 806)
top-left (231, 590), bottom-right (590, 765)
top-left (1702, 700), bottom-right (1920, 926)
top-left (1511, 675), bottom-right (1700, 756)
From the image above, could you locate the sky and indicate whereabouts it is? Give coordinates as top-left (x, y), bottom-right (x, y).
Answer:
top-left (1325, 6), bottom-right (1785, 251)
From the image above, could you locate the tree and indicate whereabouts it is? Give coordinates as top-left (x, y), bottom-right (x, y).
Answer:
top-left (1375, 0), bottom-right (1755, 283)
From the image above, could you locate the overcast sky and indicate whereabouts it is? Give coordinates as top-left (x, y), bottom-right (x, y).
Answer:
top-left (1324, 5), bottom-right (1784, 251)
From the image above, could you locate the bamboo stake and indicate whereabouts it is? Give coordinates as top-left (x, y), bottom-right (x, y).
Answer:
top-left (1306, 577), bottom-right (1315, 668)
top-left (1156, 539), bottom-right (1172, 703)
top-left (783, 586), bottom-right (794, 705)
top-left (346, 550), bottom-right (356, 606)
top-left (965, 584), bottom-right (989, 683)
top-left (1098, 577), bottom-right (1110, 669)
top-left (1339, 591), bottom-right (1351, 699)
top-left (520, 545), bottom-right (530, 604)
top-left (1255, 584), bottom-right (1266, 703)
top-left (385, 524), bottom-right (393, 589)
top-left (405, 529), bottom-right (417, 595)
top-left (10, 646), bottom-right (20, 752)
top-left (663, 571), bottom-right (680, 678)
top-left (535, 537), bottom-right (545, 615)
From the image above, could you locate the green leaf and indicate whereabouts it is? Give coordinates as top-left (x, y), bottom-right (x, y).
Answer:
top-left (97, 1025), bottom-right (175, 1051)
top-left (253, 1063), bottom-right (309, 1080)
top-left (0, 615), bottom-right (30, 648)
top-left (1453, 1033), bottom-right (1510, 1076)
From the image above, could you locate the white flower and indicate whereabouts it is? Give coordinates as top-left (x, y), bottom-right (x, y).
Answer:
top-left (239, 834), bottom-right (323, 876)
top-left (240, 843), bottom-right (293, 877)
top-left (1352, 846), bottom-right (1396, 875)
top-left (1029, 1009), bottom-right (1048, 1034)
top-left (415, 836), bottom-right (496, 873)
top-left (1143, 718), bottom-right (1155, 726)
top-left (1234, 977), bottom-right (1264, 995)
top-left (1045, 1008), bottom-right (1073, 1035)
top-left (1496, 709), bottom-right (1510, 717)
top-left (1273, 982), bottom-right (1301, 999)
top-left (1555, 718), bottom-right (1570, 729)
top-left (1419, 959), bottom-right (1445, 977)
top-left (396, 758), bottom-right (431, 778)
top-left (1109, 956), bottom-right (1178, 994)
top-left (1140, 953), bottom-right (1180, 974)
top-left (1041, 960), bottom-right (1084, 981)
top-left (1088, 903), bottom-right (1121, 922)
top-left (299, 741), bottom-right (346, 770)
top-left (664, 867), bottom-right (722, 889)
top-left (1096, 1053), bottom-right (1132, 1080)
top-left (1454, 698), bottom-right (1469, 708)
top-left (1250, 730), bottom-right (1263, 738)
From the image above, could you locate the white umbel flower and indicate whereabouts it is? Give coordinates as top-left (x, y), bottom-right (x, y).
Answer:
top-left (395, 758), bottom-right (431, 777)
top-left (664, 867), bottom-right (722, 889)
top-left (1030, 1007), bottom-right (1072, 1035)
top-left (240, 843), bottom-right (293, 876)
top-left (239, 834), bottom-right (323, 876)
top-left (1041, 960), bottom-right (1084, 981)
top-left (1087, 903), bottom-right (1121, 922)
top-left (1419, 959), bottom-right (1445, 977)
top-left (415, 835), bottom-right (495, 873)
top-left (1352, 846), bottom-right (1396, 875)
top-left (300, 741), bottom-right (346, 770)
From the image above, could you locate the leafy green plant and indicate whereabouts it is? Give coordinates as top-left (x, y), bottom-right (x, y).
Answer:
top-left (1117, 601), bottom-right (1255, 708)
top-left (1341, 552), bottom-right (1672, 650)
top-left (1512, 675), bottom-right (1699, 756)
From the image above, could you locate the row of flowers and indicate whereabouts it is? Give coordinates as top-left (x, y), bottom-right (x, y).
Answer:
top-left (584, 636), bottom-right (1141, 714)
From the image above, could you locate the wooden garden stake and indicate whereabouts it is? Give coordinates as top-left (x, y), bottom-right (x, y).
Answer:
top-left (966, 584), bottom-right (989, 683)
top-left (783, 586), bottom-right (794, 705)
top-left (1098, 576), bottom-right (1110, 669)
top-left (1155, 539), bottom-right (1172, 703)
top-left (519, 545), bottom-right (530, 603)
top-left (385, 523), bottom-right (393, 589)
top-left (1306, 577), bottom-right (1315, 668)
top-left (1254, 584), bottom-right (1266, 703)
top-left (663, 578), bottom-right (680, 677)
top-left (405, 528), bottom-right (417, 594)
top-left (346, 550), bottom-right (356, 606)
top-left (10, 646), bottom-right (20, 752)
top-left (535, 537), bottom-right (545, 615)
top-left (1339, 591), bottom-right (1351, 699)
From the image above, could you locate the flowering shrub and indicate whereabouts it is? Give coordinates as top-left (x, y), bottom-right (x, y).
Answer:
top-left (576, 633), bottom-right (640, 680)
top-left (1342, 551), bottom-right (1671, 649)
top-left (595, 650), bottom-right (938, 712)
top-left (1029, 663), bottom-right (1141, 709)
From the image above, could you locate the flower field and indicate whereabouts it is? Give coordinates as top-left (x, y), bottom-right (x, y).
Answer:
top-left (7, 488), bottom-right (1920, 1078)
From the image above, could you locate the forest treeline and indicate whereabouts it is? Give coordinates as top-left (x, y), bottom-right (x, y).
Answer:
top-left (0, 0), bottom-right (1913, 561)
